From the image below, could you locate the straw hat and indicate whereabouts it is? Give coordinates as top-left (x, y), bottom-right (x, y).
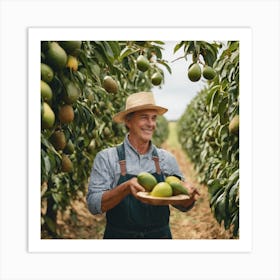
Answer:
top-left (113, 92), bottom-right (168, 123)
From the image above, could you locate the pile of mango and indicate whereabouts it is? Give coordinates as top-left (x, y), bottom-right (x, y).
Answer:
top-left (137, 172), bottom-right (188, 197)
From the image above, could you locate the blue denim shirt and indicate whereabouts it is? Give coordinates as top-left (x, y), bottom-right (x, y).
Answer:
top-left (86, 134), bottom-right (184, 214)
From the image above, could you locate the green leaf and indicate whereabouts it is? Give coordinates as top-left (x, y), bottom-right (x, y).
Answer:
top-left (215, 193), bottom-right (226, 223)
top-left (99, 41), bottom-right (114, 59)
top-left (210, 186), bottom-right (224, 207)
top-left (43, 154), bottom-right (51, 175)
top-left (204, 43), bottom-right (218, 64)
top-left (218, 124), bottom-right (229, 141)
top-left (206, 85), bottom-right (220, 105)
top-left (98, 122), bottom-right (106, 134)
top-left (231, 209), bottom-right (239, 236)
top-left (194, 41), bottom-right (200, 57)
top-left (119, 46), bottom-right (138, 61)
top-left (44, 216), bottom-right (56, 233)
top-left (228, 180), bottom-right (239, 214)
top-left (153, 41), bottom-right (165, 45)
top-left (228, 41), bottom-right (239, 53)
top-left (228, 169), bottom-right (239, 184)
top-left (203, 52), bottom-right (216, 67)
top-left (218, 96), bottom-right (229, 117)
top-left (153, 47), bottom-right (162, 60)
top-left (184, 41), bottom-right (195, 55)
top-left (209, 89), bottom-right (220, 115)
top-left (107, 41), bottom-right (121, 58)
top-left (157, 60), bottom-right (172, 74)
top-left (173, 41), bottom-right (184, 53)
top-left (92, 42), bottom-right (115, 69)
top-left (89, 62), bottom-right (101, 79)
top-left (208, 179), bottom-right (223, 196)
top-left (52, 192), bottom-right (62, 204)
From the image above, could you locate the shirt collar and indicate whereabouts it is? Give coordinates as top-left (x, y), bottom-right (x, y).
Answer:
top-left (124, 133), bottom-right (154, 156)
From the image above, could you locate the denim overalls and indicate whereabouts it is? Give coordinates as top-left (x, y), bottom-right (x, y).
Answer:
top-left (103, 143), bottom-right (172, 239)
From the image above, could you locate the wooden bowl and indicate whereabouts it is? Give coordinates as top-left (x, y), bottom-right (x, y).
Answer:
top-left (136, 191), bottom-right (190, 206)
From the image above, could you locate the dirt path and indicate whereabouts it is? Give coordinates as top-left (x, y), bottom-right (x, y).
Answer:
top-left (162, 141), bottom-right (233, 239)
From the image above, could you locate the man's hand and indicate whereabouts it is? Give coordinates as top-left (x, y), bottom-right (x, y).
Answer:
top-left (176, 182), bottom-right (200, 208)
top-left (184, 182), bottom-right (200, 198)
top-left (127, 177), bottom-right (145, 198)
top-left (101, 177), bottom-right (145, 213)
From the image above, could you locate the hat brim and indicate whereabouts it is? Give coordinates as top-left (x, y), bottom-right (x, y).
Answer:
top-left (113, 104), bottom-right (168, 123)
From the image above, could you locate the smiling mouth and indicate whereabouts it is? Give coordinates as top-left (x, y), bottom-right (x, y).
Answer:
top-left (142, 129), bottom-right (153, 134)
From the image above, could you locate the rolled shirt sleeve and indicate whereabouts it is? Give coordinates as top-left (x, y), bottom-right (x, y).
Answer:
top-left (86, 149), bottom-right (117, 215)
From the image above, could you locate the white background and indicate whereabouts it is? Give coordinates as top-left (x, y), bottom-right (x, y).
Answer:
top-left (0, 0), bottom-right (279, 280)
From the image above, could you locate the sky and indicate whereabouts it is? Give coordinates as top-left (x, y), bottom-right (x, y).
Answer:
top-left (152, 41), bottom-right (205, 121)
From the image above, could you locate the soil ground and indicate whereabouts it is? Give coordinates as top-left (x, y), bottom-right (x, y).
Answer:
top-left (45, 122), bottom-right (234, 239)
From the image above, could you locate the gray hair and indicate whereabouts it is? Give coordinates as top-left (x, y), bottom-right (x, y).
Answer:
top-left (124, 112), bottom-right (135, 130)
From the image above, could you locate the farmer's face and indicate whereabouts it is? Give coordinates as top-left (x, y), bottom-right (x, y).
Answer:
top-left (126, 110), bottom-right (157, 143)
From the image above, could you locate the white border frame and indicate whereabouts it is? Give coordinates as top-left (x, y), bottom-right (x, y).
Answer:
top-left (28, 27), bottom-right (252, 253)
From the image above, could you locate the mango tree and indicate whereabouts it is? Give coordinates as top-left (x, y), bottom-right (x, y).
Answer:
top-left (41, 41), bottom-right (170, 237)
top-left (177, 41), bottom-right (239, 237)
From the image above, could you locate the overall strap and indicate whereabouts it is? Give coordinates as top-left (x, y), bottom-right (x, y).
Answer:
top-left (117, 143), bottom-right (162, 175)
top-left (116, 143), bottom-right (126, 176)
top-left (152, 147), bottom-right (161, 175)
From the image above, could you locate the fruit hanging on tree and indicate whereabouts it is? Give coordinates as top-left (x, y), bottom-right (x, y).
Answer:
top-left (50, 130), bottom-right (67, 151)
top-left (202, 65), bottom-right (216, 80)
top-left (62, 79), bottom-right (81, 104)
top-left (41, 80), bottom-right (53, 103)
top-left (41, 63), bottom-right (54, 84)
top-left (58, 104), bottom-right (75, 124)
top-left (103, 76), bottom-right (118, 94)
top-left (59, 41), bottom-right (82, 56)
top-left (61, 154), bottom-right (73, 173)
top-left (136, 55), bottom-right (150, 72)
top-left (66, 55), bottom-right (79, 71)
top-left (188, 63), bottom-right (202, 82)
top-left (45, 42), bottom-right (68, 71)
top-left (151, 72), bottom-right (163, 86)
top-left (41, 102), bottom-right (55, 129)
top-left (229, 115), bottom-right (239, 135)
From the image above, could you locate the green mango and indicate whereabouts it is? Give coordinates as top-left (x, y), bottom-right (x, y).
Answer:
top-left (203, 66), bottom-right (216, 80)
top-left (46, 42), bottom-right (67, 70)
top-left (188, 63), bottom-right (201, 82)
top-left (169, 181), bottom-right (189, 196)
top-left (229, 115), bottom-right (239, 135)
top-left (103, 76), bottom-right (118, 94)
top-left (150, 182), bottom-right (172, 197)
top-left (41, 102), bottom-right (55, 129)
top-left (136, 55), bottom-right (150, 72)
top-left (62, 80), bottom-right (81, 104)
top-left (151, 72), bottom-right (162, 86)
top-left (41, 63), bottom-right (54, 84)
top-left (137, 172), bottom-right (157, 192)
top-left (41, 80), bottom-right (53, 103)
top-left (59, 41), bottom-right (82, 56)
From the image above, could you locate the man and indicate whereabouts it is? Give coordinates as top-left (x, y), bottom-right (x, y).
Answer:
top-left (86, 91), bottom-right (199, 239)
